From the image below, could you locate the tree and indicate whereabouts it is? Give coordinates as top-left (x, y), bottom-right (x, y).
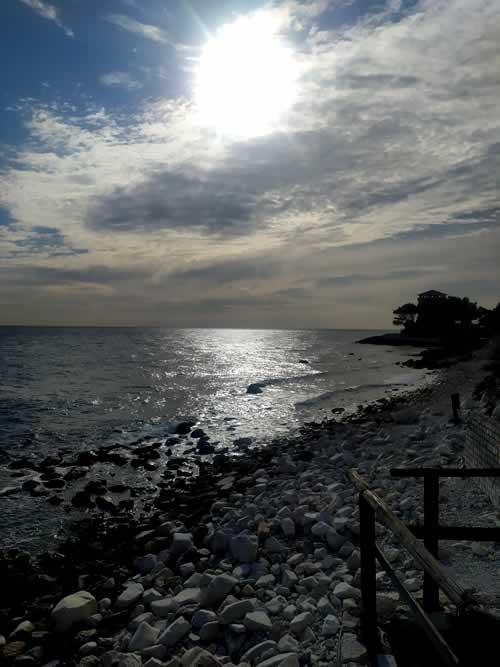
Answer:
top-left (445, 296), bottom-right (479, 327)
top-left (393, 303), bottom-right (418, 332)
top-left (479, 302), bottom-right (500, 332)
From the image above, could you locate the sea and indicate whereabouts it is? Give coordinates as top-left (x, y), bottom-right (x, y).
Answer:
top-left (0, 327), bottom-right (431, 549)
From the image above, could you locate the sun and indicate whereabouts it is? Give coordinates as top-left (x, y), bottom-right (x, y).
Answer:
top-left (194, 12), bottom-right (297, 138)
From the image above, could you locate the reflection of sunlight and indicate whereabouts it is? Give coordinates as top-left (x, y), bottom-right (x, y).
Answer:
top-left (194, 12), bottom-right (297, 138)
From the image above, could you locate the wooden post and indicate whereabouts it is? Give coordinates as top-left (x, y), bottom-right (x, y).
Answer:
top-left (451, 393), bottom-right (461, 423)
top-left (359, 492), bottom-right (378, 660)
top-left (423, 472), bottom-right (440, 611)
top-left (351, 470), bottom-right (472, 609)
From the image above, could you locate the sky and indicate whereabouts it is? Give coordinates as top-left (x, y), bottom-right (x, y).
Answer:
top-left (0, 0), bottom-right (499, 328)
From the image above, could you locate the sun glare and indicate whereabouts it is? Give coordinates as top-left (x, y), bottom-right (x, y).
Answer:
top-left (194, 12), bottom-right (297, 138)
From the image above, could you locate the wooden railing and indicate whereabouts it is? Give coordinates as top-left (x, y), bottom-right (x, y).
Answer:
top-left (390, 467), bottom-right (500, 612)
top-left (350, 469), bottom-right (500, 666)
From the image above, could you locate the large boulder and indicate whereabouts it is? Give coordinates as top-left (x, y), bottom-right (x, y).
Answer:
top-left (52, 591), bottom-right (97, 632)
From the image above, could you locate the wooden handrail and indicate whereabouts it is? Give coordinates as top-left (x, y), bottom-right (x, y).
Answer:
top-left (350, 470), bottom-right (475, 609)
top-left (375, 545), bottom-right (459, 667)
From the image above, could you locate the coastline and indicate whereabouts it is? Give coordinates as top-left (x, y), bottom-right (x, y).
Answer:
top-left (1, 342), bottom-right (498, 665)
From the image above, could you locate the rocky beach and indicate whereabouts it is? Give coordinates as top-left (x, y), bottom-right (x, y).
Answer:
top-left (1, 340), bottom-right (500, 667)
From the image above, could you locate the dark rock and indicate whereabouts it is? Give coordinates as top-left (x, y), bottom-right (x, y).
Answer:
top-left (44, 478), bottom-right (65, 489)
top-left (167, 458), bottom-right (186, 469)
top-left (77, 451), bottom-right (100, 466)
top-left (2, 641), bottom-right (26, 658)
top-left (118, 499), bottom-right (134, 511)
top-left (47, 495), bottom-right (64, 505)
top-left (295, 450), bottom-right (314, 462)
top-left (95, 495), bottom-right (117, 512)
top-left (233, 438), bottom-right (253, 447)
top-left (246, 383), bottom-right (264, 394)
top-left (85, 480), bottom-right (108, 495)
top-left (109, 484), bottom-right (129, 493)
top-left (0, 486), bottom-right (19, 497)
top-left (64, 466), bottom-right (89, 481)
top-left (8, 458), bottom-right (36, 470)
top-left (40, 455), bottom-right (62, 468)
top-left (22, 479), bottom-right (40, 491)
top-left (175, 421), bottom-right (196, 435)
top-left (72, 490), bottom-right (94, 508)
top-left (30, 486), bottom-right (49, 497)
top-left (197, 443), bottom-right (215, 455)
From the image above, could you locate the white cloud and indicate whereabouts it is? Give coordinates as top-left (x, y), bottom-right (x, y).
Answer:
top-left (18, 0), bottom-right (73, 37)
top-left (2, 0), bottom-right (500, 325)
top-left (106, 13), bottom-right (171, 44)
top-left (99, 71), bottom-right (143, 91)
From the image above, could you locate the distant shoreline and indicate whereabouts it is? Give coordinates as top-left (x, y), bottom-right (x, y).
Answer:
top-left (357, 332), bottom-right (442, 347)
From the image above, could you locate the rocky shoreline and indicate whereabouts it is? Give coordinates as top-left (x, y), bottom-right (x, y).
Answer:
top-left (1, 344), bottom-right (499, 667)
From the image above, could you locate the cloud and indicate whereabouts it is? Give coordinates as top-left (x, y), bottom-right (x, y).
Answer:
top-left (1, 265), bottom-right (147, 287)
top-left (1, 225), bottom-right (88, 259)
top-left (106, 13), bottom-right (171, 44)
top-left (172, 256), bottom-right (278, 284)
top-left (99, 71), bottom-right (143, 91)
top-left (87, 159), bottom-right (286, 237)
top-left (2, 0), bottom-right (500, 325)
top-left (18, 0), bottom-right (73, 37)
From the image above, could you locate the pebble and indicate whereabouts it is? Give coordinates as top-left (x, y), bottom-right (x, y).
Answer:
top-left (289, 611), bottom-right (313, 634)
top-left (341, 633), bottom-right (368, 662)
top-left (219, 600), bottom-right (254, 624)
top-left (174, 587), bottom-right (201, 606)
top-left (9, 621), bottom-right (34, 641)
top-left (151, 597), bottom-right (179, 618)
top-left (280, 518), bottom-right (295, 537)
top-left (158, 617), bottom-right (191, 647)
top-left (471, 542), bottom-right (490, 557)
top-left (404, 578), bottom-right (421, 592)
top-left (192, 609), bottom-right (217, 629)
top-left (129, 622), bottom-right (160, 651)
top-left (230, 534), bottom-right (259, 563)
top-left (133, 554), bottom-right (157, 574)
top-left (116, 583), bottom-right (145, 611)
top-left (322, 614), bottom-right (339, 637)
top-left (242, 640), bottom-right (278, 663)
top-left (257, 654), bottom-right (300, 667)
top-left (333, 582), bottom-right (361, 600)
top-left (201, 574), bottom-right (237, 607)
top-left (244, 611), bottom-right (272, 632)
top-left (170, 533), bottom-right (193, 556)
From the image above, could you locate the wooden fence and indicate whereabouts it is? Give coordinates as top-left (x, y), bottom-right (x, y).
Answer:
top-left (351, 468), bottom-right (500, 666)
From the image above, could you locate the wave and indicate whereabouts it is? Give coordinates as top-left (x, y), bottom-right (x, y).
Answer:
top-left (246, 370), bottom-right (327, 394)
top-left (294, 381), bottom-right (411, 408)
